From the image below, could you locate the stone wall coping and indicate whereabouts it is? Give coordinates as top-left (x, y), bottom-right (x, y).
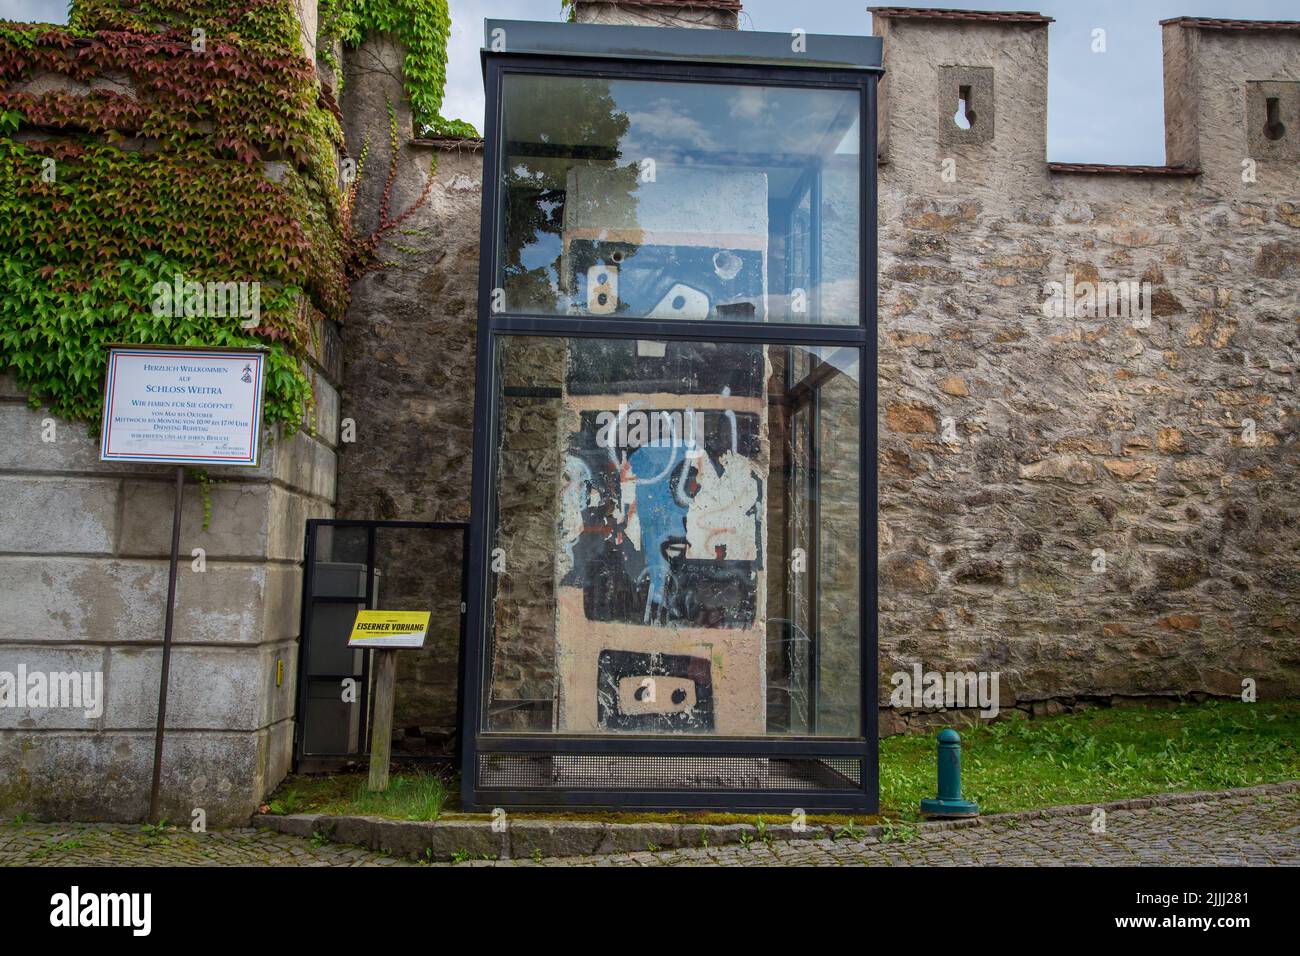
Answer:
top-left (869, 7), bottom-right (1053, 25)
top-left (409, 136), bottom-right (484, 152)
top-left (593, 0), bottom-right (743, 9)
top-left (1047, 162), bottom-right (1202, 176)
top-left (251, 780), bottom-right (1300, 861)
top-left (1160, 17), bottom-right (1300, 32)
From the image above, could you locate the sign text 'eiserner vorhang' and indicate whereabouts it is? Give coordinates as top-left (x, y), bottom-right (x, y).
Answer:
top-left (100, 347), bottom-right (266, 466)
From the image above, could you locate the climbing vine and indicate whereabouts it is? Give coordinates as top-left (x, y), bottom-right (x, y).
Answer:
top-left (0, 1), bottom-right (344, 430)
top-left (0, 0), bottom-right (464, 434)
top-left (343, 100), bottom-right (436, 279)
top-left (319, 0), bottom-right (477, 137)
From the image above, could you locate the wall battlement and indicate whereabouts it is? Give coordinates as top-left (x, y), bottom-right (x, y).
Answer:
top-left (873, 9), bottom-right (1300, 191)
top-left (870, 10), bottom-right (1298, 728)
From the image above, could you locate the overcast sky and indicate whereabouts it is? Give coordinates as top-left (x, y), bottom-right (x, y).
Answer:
top-left (5, 0), bottom-right (1296, 164)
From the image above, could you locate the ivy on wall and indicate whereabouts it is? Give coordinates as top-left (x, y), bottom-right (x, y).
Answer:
top-left (320, 0), bottom-right (477, 137)
top-left (0, 0), bottom-right (345, 430)
top-left (0, 0), bottom-right (463, 434)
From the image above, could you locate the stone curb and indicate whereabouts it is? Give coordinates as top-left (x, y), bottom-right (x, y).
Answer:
top-left (251, 813), bottom-right (831, 860)
top-left (250, 780), bottom-right (1300, 862)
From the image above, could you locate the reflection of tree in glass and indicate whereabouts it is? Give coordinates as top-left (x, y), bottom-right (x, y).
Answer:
top-left (502, 78), bottom-right (639, 313)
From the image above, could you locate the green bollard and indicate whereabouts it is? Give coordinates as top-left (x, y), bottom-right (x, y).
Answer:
top-left (920, 728), bottom-right (979, 818)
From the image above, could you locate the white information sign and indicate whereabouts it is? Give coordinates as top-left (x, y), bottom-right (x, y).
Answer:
top-left (100, 347), bottom-right (266, 466)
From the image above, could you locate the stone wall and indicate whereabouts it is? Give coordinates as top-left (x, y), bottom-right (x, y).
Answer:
top-left (874, 11), bottom-right (1299, 729)
top-left (338, 8), bottom-right (1299, 741)
top-left (333, 34), bottom-right (482, 750)
top-left (0, 355), bottom-right (340, 823)
top-left (0, 0), bottom-right (341, 824)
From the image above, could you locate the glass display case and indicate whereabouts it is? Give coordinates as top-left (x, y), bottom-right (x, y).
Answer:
top-left (463, 19), bottom-right (881, 810)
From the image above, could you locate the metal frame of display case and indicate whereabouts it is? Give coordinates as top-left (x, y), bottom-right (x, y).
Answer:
top-left (462, 20), bottom-right (882, 811)
top-left (293, 519), bottom-right (470, 771)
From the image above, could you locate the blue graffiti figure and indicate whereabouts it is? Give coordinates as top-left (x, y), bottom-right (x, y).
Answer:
top-left (628, 443), bottom-right (690, 624)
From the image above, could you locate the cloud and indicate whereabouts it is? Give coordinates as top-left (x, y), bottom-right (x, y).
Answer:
top-left (623, 100), bottom-right (721, 153)
top-left (1, 0), bottom-right (69, 23)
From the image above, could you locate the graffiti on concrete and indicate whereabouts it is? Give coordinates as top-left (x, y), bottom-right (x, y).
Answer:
top-left (596, 649), bottom-right (715, 731)
top-left (558, 401), bottom-right (764, 628)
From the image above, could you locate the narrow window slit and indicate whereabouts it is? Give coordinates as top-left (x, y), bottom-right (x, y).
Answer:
top-left (953, 84), bottom-right (975, 130)
top-left (1264, 96), bottom-right (1285, 141)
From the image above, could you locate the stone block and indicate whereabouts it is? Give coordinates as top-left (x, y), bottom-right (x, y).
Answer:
top-left (0, 403), bottom-right (124, 474)
top-left (119, 478), bottom-right (270, 560)
top-left (254, 812), bottom-right (322, 837)
top-left (0, 556), bottom-right (302, 647)
top-left (311, 371), bottom-right (341, 448)
top-left (0, 726), bottom-right (281, 826)
top-left (103, 644), bottom-right (289, 732)
top-left (0, 556), bottom-right (160, 644)
top-left (418, 820), bottom-right (507, 859)
top-left (264, 717), bottom-right (294, 796)
top-left (321, 814), bottom-right (378, 848)
top-left (260, 563), bottom-right (304, 643)
top-left (507, 820), bottom-right (605, 859)
top-left (593, 822), bottom-right (679, 856)
top-left (0, 645), bottom-right (107, 730)
top-left (267, 485), bottom-right (333, 562)
top-left (0, 475), bottom-right (118, 554)
top-left (273, 431), bottom-right (336, 502)
top-left (174, 562), bottom-right (279, 645)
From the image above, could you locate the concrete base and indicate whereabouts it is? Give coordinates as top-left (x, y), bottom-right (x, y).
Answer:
top-left (920, 796), bottom-right (980, 819)
top-left (0, 722), bottom-right (293, 826)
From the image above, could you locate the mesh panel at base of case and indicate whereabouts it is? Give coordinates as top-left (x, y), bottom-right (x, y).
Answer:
top-left (478, 754), bottom-right (862, 791)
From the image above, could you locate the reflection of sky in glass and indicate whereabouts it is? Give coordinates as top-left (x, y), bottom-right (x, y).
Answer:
top-left (501, 74), bottom-right (861, 323)
top-left (612, 80), bottom-right (860, 163)
top-left (803, 345), bottom-right (861, 382)
top-left (519, 232), bottom-right (561, 274)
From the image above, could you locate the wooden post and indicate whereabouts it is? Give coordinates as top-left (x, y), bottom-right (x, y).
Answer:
top-left (367, 648), bottom-right (398, 791)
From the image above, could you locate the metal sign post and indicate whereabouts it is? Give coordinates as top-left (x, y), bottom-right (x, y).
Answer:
top-left (148, 466), bottom-right (185, 822)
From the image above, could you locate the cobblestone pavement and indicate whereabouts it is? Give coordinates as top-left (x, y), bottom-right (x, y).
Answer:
top-left (2, 790), bottom-right (1296, 867)
top-left (527, 791), bottom-right (1300, 867)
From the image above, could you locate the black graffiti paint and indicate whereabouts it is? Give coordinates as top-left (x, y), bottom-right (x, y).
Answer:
top-left (563, 410), bottom-right (763, 628)
top-left (597, 650), bottom-right (714, 731)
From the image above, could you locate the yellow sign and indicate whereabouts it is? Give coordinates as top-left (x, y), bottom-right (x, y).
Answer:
top-left (347, 610), bottom-right (431, 649)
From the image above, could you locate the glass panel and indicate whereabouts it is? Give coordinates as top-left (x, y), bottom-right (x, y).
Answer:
top-left (483, 335), bottom-right (861, 735)
top-left (311, 525), bottom-right (369, 597)
top-left (497, 73), bottom-right (861, 324)
top-left (302, 526), bottom-right (370, 756)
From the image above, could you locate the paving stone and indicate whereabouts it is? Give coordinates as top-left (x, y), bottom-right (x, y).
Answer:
top-left (1, 790), bottom-right (1297, 867)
